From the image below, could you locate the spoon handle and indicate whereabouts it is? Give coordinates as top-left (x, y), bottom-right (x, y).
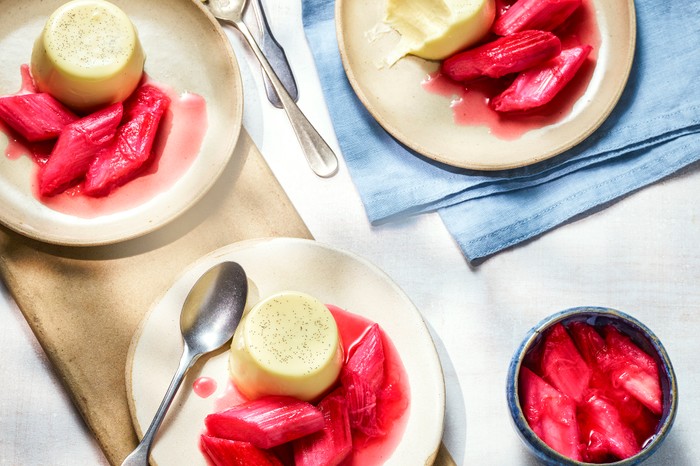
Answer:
top-left (232, 19), bottom-right (338, 178)
top-left (250, 0), bottom-right (298, 108)
top-left (121, 346), bottom-right (199, 466)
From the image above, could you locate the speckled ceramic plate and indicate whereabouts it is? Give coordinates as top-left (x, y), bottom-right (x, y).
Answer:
top-left (336, 0), bottom-right (636, 170)
top-left (126, 238), bottom-right (445, 466)
top-left (0, 0), bottom-right (243, 245)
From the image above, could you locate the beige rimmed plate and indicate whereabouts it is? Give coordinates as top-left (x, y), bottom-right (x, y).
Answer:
top-left (0, 0), bottom-right (243, 245)
top-left (336, 0), bottom-right (636, 170)
top-left (126, 238), bottom-right (445, 466)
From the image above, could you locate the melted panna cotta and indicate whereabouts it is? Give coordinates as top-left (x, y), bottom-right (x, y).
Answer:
top-left (229, 291), bottom-right (344, 401)
top-left (386, 0), bottom-right (495, 63)
top-left (31, 0), bottom-right (145, 111)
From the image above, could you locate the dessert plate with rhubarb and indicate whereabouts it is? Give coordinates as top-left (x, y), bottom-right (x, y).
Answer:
top-left (337, 0), bottom-right (636, 170)
top-left (127, 238), bottom-right (445, 465)
top-left (0, 0), bottom-right (243, 245)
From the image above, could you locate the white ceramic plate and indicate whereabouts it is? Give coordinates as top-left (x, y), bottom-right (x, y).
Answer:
top-left (336, 0), bottom-right (636, 170)
top-left (126, 238), bottom-right (446, 465)
top-left (0, 0), bottom-right (243, 245)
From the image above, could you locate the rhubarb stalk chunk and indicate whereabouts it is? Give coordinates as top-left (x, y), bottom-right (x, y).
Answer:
top-left (538, 323), bottom-right (591, 403)
top-left (0, 93), bottom-right (78, 142)
top-left (38, 102), bottom-right (123, 197)
top-left (490, 45), bottom-right (592, 112)
top-left (293, 392), bottom-right (352, 466)
top-left (200, 436), bottom-right (283, 466)
top-left (83, 85), bottom-right (170, 197)
top-left (602, 326), bottom-right (663, 415)
top-left (204, 396), bottom-right (325, 449)
top-left (578, 393), bottom-right (641, 462)
top-left (519, 367), bottom-right (582, 460)
top-left (493, 0), bottom-right (582, 36)
top-left (341, 323), bottom-right (386, 436)
top-left (441, 30), bottom-right (562, 82)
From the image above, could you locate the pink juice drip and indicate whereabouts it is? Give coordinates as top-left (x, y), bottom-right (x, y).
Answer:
top-left (0, 120), bottom-right (53, 161)
top-left (1, 68), bottom-right (208, 217)
top-left (193, 377), bottom-right (218, 399)
top-left (422, 0), bottom-right (601, 140)
top-left (213, 379), bottom-right (250, 413)
top-left (18, 64), bottom-right (38, 94)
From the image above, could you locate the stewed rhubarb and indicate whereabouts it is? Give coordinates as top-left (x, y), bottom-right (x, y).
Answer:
top-left (0, 92), bottom-right (77, 142)
top-left (493, 0), bottom-right (583, 36)
top-left (201, 304), bottom-right (411, 466)
top-left (204, 396), bottom-right (325, 450)
top-left (519, 366), bottom-right (582, 460)
top-left (39, 103), bottom-right (123, 197)
top-left (200, 435), bottom-right (284, 466)
top-left (341, 323), bottom-right (386, 436)
top-left (428, 0), bottom-right (597, 131)
top-left (83, 84), bottom-right (171, 197)
top-left (293, 391), bottom-right (353, 466)
top-left (441, 30), bottom-right (562, 82)
top-left (490, 45), bottom-right (592, 112)
top-left (519, 321), bottom-right (663, 462)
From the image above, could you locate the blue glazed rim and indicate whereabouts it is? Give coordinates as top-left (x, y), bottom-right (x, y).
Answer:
top-left (506, 306), bottom-right (678, 465)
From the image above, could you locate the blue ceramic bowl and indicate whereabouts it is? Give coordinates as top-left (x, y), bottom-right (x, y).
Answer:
top-left (506, 306), bottom-right (678, 465)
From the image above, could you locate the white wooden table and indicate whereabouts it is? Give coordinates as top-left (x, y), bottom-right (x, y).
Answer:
top-left (1, 1), bottom-right (698, 464)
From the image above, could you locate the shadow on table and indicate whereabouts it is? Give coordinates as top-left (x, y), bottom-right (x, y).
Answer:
top-left (0, 127), bottom-right (252, 261)
top-left (643, 432), bottom-right (694, 466)
top-left (469, 160), bottom-right (700, 267)
top-left (425, 319), bottom-right (467, 465)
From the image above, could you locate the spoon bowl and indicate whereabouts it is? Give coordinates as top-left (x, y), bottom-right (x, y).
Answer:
top-left (122, 261), bottom-right (248, 466)
top-left (180, 262), bottom-right (248, 354)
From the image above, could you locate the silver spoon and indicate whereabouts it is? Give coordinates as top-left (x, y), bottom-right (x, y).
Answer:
top-left (250, 0), bottom-right (298, 108)
top-left (206, 0), bottom-right (339, 178)
top-left (121, 261), bottom-right (248, 466)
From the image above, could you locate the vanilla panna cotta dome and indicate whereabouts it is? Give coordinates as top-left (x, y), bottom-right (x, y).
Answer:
top-left (229, 291), bottom-right (344, 402)
top-left (31, 0), bottom-right (145, 112)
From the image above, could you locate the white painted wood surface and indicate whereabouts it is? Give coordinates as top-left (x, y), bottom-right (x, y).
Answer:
top-left (1, 1), bottom-right (698, 464)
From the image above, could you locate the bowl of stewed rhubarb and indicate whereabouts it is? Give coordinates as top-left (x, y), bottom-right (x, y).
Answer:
top-left (506, 306), bottom-right (677, 465)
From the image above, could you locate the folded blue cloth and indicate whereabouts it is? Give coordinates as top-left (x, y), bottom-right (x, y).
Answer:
top-left (302, 0), bottom-right (700, 262)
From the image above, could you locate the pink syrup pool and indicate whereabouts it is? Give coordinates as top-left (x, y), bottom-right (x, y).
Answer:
top-left (193, 377), bottom-right (218, 399)
top-left (422, 0), bottom-right (601, 140)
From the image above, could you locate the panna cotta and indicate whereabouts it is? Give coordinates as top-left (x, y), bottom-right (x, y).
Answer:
top-left (229, 291), bottom-right (344, 401)
top-left (385, 0), bottom-right (496, 63)
top-left (31, 0), bottom-right (145, 112)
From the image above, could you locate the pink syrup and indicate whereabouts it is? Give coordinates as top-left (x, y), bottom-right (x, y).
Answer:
top-left (422, 0), bottom-right (601, 140)
top-left (193, 377), bottom-right (218, 399)
top-left (1, 68), bottom-right (207, 217)
top-left (327, 304), bottom-right (411, 466)
top-left (201, 304), bottom-right (412, 466)
top-left (213, 379), bottom-right (250, 413)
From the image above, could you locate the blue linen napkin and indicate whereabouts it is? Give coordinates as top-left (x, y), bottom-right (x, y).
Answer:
top-left (302, 0), bottom-right (700, 262)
